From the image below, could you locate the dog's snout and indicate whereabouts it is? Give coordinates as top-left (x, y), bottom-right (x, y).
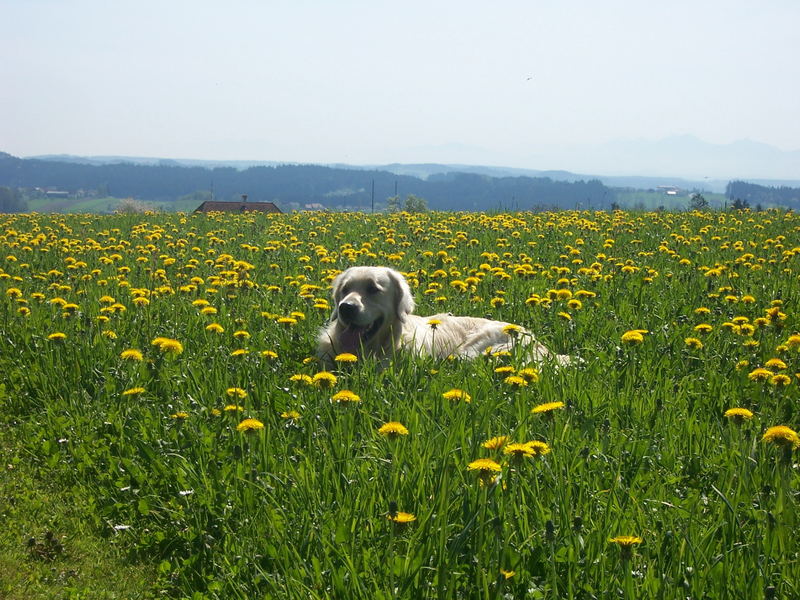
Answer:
top-left (338, 301), bottom-right (358, 321)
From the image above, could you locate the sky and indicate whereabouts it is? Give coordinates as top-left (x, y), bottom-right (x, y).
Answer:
top-left (1, 0), bottom-right (799, 179)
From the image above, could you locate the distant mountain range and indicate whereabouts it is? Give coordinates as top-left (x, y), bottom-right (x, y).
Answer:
top-left (31, 134), bottom-right (800, 194)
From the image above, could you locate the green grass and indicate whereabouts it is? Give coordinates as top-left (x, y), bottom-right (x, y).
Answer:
top-left (0, 414), bottom-right (161, 598)
top-left (0, 208), bottom-right (798, 598)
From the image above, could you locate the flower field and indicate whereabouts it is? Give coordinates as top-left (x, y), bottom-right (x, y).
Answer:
top-left (1, 209), bottom-right (799, 598)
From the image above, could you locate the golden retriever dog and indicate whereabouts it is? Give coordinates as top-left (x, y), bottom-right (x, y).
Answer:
top-left (317, 266), bottom-right (574, 366)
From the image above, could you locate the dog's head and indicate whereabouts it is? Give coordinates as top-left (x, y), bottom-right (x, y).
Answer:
top-left (327, 266), bottom-right (414, 355)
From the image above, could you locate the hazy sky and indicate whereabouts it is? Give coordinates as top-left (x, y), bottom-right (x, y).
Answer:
top-left (2, 0), bottom-right (798, 176)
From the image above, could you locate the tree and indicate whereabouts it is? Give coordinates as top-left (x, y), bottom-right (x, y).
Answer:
top-left (689, 193), bottom-right (709, 211)
top-left (731, 198), bottom-right (750, 210)
top-left (386, 195), bottom-right (401, 212)
top-left (404, 194), bottom-right (428, 213)
top-left (0, 187), bottom-right (26, 212)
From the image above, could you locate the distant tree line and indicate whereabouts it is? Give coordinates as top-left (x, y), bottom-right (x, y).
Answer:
top-left (726, 180), bottom-right (800, 210)
top-left (0, 152), bottom-right (615, 211)
top-left (0, 186), bottom-right (26, 212)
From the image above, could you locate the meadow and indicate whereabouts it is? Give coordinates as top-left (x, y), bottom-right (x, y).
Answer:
top-left (0, 209), bottom-right (798, 599)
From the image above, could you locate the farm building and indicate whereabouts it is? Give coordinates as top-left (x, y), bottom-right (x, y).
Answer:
top-left (194, 200), bottom-right (282, 213)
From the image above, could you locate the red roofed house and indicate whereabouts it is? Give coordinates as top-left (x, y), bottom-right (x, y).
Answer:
top-left (194, 200), bottom-right (282, 213)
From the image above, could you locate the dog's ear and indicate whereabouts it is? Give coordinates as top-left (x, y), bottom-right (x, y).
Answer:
top-left (330, 270), bottom-right (347, 303)
top-left (327, 270), bottom-right (347, 323)
top-left (386, 268), bottom-right (415, 321)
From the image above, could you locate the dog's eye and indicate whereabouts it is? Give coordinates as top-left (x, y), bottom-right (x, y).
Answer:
top-left (366, 283), bottom-right (381, 295)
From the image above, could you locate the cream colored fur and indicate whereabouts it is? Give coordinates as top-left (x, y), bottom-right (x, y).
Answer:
top-left (317, 266), bottom-right (573, 366)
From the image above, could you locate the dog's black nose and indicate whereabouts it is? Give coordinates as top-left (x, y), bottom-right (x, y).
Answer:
top-left (338, 301), bottom-right (358, 321)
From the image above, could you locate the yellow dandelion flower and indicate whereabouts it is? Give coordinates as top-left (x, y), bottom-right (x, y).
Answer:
top-left (205, 323), bottom-right (224, 333)
top-left (331, 390), bottom-right (361, 403)
top-left (231, 349), bottom-right (249, 357)
top-left (531, 401), bottom-right (565, 415)
top-left (503, 375), bottom-right (528, 387)
top-left (387, 511), bottom-right (416, 524)
top-left (157, 338), bottom-right (184, 355)
top-left (724, 407), bottom-right (753, 424)
top-left (502, 324), bottom-right (523, 336)
top-left (482, 436), bottom-right (508, 450)
top-left (312, 371), bottom-right (337, 388)
top-left (261, 350), bottom-right (278, 359)
top-left (694, 323), bottom-right (713, 334)
top-left (567, 299), bottom-right (583, 310)
top-left (467, 457), bottom-right (502, 473)
top-left (233, 330), bottom-right (250, 339)
top-left (494, 366), bottom-right (516, 377)
top-left (226, 387), bottom-right (248, 399)
top-left (739, 324), bottom-right (756, 336)
top-left (762, 425), bottom-right (800, 449)
top-left (517, 368), bottom-right (540, 383)
top-left (764, 358), bottom-right (787, 370)
top-left (121, 387), bottom-right (145, 396)
top-left (236, 418), bottom-right (264, 433)
top-left (223, 404), bottom-right (244, 412)
top-left (428, 318), bottom-right (442, 329)
top-left (684, 337), bottom-right (704, 350)
top-left (289, 374), bottom-right (313, 386)
top-left (120, 349), bottom-right (143, 361)
top-left (747, 368), bottom-right (773, 382)
top-left (171, 411), bottom-right (189, 419)
top-left (280, 410), bottom-right (301, 419)
top-left (525, 440), bottom-right (551, 456)
top-left (770, 373), bottom-right (792, 387)
top-left (47, 332), bottom-right (67, 342)
top-left (334, 352), bottom-right (358, 363)
top-left (378, 421), bottom-right (409, 438)
top-left (442, 388), bottom-right (471, 402)
top-left (468, 457), bottom-right (502, 485)
top-left (503, 442), bottom-right (535, 459)
top-left (609, 535), bottom-right (642, 546)
top-left (200, 306), bottom-right (217, 315)
top-left (621, 330), bottom-right (646, 344)
top-left (277, 317), bottom-right (297, 326)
